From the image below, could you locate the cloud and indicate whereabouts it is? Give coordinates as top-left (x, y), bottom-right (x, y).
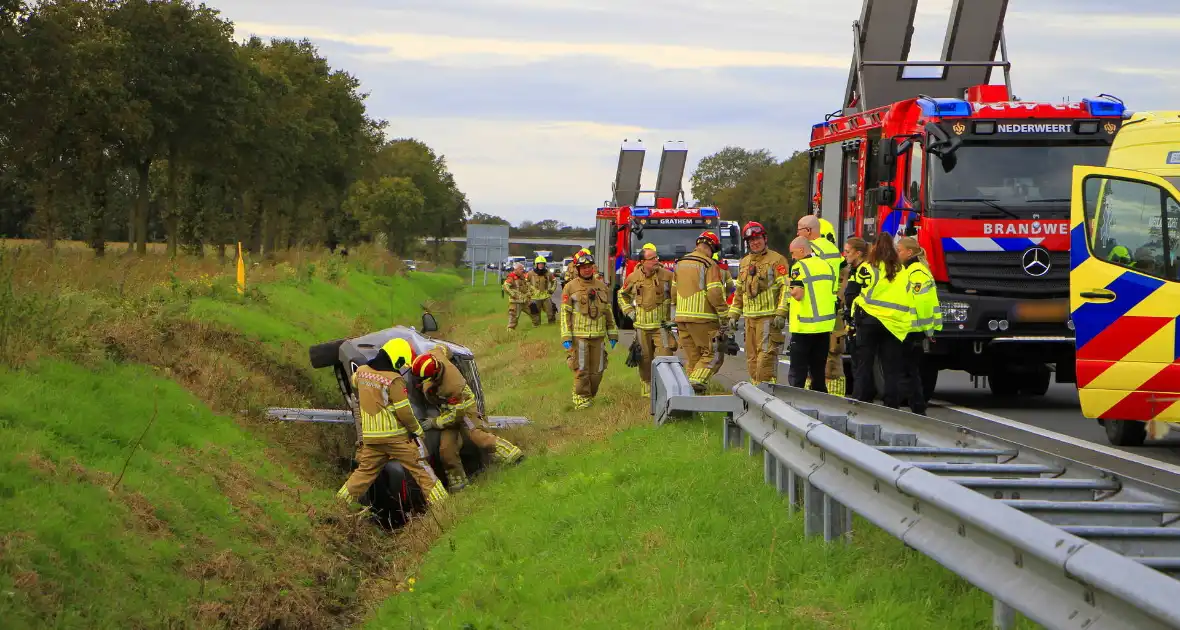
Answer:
top-left (215, 0), bottom-right (1180, 226)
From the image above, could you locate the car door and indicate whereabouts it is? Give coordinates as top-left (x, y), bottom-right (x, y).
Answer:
top-left (1071, 165), bottom-right (1180, 423)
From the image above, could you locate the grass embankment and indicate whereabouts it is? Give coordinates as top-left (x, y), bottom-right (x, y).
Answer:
top-left (0, 244), bottom-right (467, 628)
top-left (367, 286), bottom-right (1038, 629)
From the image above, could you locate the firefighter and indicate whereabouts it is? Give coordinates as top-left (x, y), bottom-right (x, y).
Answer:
top-left (795, 215), bottom-right (843, 389)
top-left (848, 232), bottom-right (912, 407)
top-left (527, 255), bottom-right (558, 325)
top-left (896, 236), bottom-right (941, 415)
top-left (617, 242), bottom-right (674, 396)
top-left (560, 252), bottom-right (619, 409)
top-left (726, 221), bottom-right (790, 385)
top-left (673, 231), bottom-right (729, 393)
top-left (783, 236), bottom-right (837, 392)
top-left (838, 237), bottom-right (869, 396)
top-left (502, 262), bottom-right (530, 330)
top-left (565, 247), bottom-right (591, 283)
top-left (411, 346), bottom-right (523, 491)
top-left (336, 338), bottom-right (448, 508)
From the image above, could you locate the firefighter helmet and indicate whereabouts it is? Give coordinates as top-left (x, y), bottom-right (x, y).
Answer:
top-left (534, 256), bottom-right (546, 264)
top-left (411, 353), bottom-right (441, 380)
top-left (380, 337), bottom-right (415, 371)
top-left (576, 253), bottom-right (595, 267)
top-left (697, 231), bottom-right (721, 251)
top-left (742, 221), bottom-right (767, 241)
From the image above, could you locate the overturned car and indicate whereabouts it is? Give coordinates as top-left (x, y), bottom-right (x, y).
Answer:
top-left (292, 312), bottom-right (525, 528)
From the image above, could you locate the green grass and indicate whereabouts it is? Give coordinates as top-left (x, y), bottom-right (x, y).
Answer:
top-left (365, 286), bottom-right (1039, 630)
top-left (0, 259), bottom-right (466, 629)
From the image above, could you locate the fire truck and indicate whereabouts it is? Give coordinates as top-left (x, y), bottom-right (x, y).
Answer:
top-left (809, 0), bottom-right (1125, 399)
top-left (593, 140), bottom-right (724, 328)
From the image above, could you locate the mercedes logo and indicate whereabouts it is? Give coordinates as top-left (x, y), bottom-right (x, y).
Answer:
top-left (1022, 247), bottom-right (1051, 277)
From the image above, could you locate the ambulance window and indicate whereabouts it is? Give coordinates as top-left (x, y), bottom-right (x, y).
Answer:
top-left (908, 143), bottom-right (924, 206)
top-left (1082, 176), bottom-right (1173, 280)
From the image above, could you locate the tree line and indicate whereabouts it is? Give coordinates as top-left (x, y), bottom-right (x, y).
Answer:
top-left (690, 146), bottom-right (810, 247)
top-left (468, 213), bottom-right (595, 239)
top-left (0, 0), bottom-right (469, 259)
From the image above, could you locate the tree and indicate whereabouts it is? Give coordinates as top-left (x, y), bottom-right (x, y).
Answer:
top-left (469, 212), bottom-right (509, 225)
top-left (689, 147), bottom-right (776, 207)
top-left (715, 151), bottom-right (810, 246)
top-left (345, 176), bottom-right (424, 255)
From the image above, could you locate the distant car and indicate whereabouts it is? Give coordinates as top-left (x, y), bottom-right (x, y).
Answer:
top-left (500, 256), bottom-right (527, 272)
top-left (546, 261), bottom-right (563, 274)
top-left (308, 313), bottom-right (497, 528)
top-left (402, 259), bottom-right (418, 271)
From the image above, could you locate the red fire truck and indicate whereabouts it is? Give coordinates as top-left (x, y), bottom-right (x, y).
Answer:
top-left (810, 0), bottom-right (1125, 399)
top-left (593, 140), bottom-right (728, 328)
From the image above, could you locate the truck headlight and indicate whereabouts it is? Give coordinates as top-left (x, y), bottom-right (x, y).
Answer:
top-left (944, 301), bottom-right (970, 323)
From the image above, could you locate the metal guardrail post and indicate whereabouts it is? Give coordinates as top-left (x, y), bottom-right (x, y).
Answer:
top-left (651, 355), bottom-right (743, 427)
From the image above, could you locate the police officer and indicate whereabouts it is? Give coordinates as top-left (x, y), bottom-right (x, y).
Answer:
top-left (337, 338), bottom-right (448, 508)
top-left (726, 221), bottom-right (790, 385)
top-left (617, 243), bottom-right (674, 396)
top-left (838, 237), bottom-right (869, 395)
top-left (560, 253), bottom-right (619, 409)
top-left (794, 215), bottom-right (842, 388)
top-left (784, 236), bottom-right (837, 392)
top-left (527, 255), bottom-right (558, 325)
top-left (411, 346), bottom-right (523, 491)
top-left (673, 231), bottom-right (729, 393)
top-left (896, 236), bottom-right (941, 415)
top-left (848, 233), bottom-right (912, 407)
top-left (503, 262), bottom-right (530, 330)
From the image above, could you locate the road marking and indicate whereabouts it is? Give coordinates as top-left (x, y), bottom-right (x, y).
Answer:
top-left (929, 399), bottom-right (1180, 475)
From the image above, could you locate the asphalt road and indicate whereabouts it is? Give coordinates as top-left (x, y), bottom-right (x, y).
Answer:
top-left (619, 328), bottom-right (1180, 469)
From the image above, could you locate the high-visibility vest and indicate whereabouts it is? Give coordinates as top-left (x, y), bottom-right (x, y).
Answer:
top-left (906, 261), bottom-right (942, 334)
top-left (788, 256), bottom-right (837, 334)
top-left (853, 262), bottom-right (914, 341)
top-left (818, 217), bottom-right (836, 244)
top-left (808, 237), bottom-right (842, 294)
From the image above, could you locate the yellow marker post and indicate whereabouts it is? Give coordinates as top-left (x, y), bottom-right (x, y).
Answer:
top-left (236, 242), bottom-right (246, 295)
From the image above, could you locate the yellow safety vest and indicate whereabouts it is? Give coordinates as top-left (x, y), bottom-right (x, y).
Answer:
top-left (906, 261), bottom-right (942, 334)
top-left (787, 256), bottom-right (837, 334)
top-left (808, 237), bottom-right (842, 294)
top-left (853, 262), bottom-right (914, 341)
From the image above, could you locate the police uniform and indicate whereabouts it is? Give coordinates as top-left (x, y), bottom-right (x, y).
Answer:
top-left (561, 259), bottom-right (619, 409)
top-left (526, 258), bottom-right (558, 325)
top-left (898, 258), bottom-right (942, 415)
top-left (673, 241), bottom-right (729, 392)
top-left (784, 253), bottom-right (837, 392)
top-left (617, 252), bottom-right (675, 395)
top-left (502, 270), bottom-right (530, 329)
top-left (849, 262), bottom-right (913, 406)
top-left (727, 247), bottom-right (790, 385)
top-left (336, 341), bottom-right (448, 507)
top-left (416, 346), bottom-right (523, 490)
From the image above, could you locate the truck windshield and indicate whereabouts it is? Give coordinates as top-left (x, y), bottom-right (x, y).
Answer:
top-left (928, 143), bottom-right (1110, 209)
top-left (632, 227), bottom-right (708, 260)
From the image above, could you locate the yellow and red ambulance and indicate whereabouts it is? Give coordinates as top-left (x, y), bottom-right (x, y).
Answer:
top-left (1070, 111), bottom-right (1180, 445)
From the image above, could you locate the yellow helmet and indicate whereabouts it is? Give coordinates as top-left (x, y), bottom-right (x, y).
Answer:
top-left (535, 256), bottom-right (546, 264)
top-left (642, 242), bottom-right (657, 253)
top-left (380, 337), bottom-right (414, 371)
top-left (712, 252), bottom-right (720, 260)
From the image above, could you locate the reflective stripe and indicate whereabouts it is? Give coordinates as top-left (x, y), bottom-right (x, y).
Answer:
top-left (790, 257), bottom-right (837, 332)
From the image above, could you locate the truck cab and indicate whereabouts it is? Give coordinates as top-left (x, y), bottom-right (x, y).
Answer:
top-left (1069, 111), bottom-right (1180, 446)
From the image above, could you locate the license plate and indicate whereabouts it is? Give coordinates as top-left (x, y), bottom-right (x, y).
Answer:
top-left (1012, 300), bottom-right (1068, 322)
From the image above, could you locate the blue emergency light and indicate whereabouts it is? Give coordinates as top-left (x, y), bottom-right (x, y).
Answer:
top-left (1083, 97), bottom-right (1126, 118)
top-left (631, 208), bottom-right (650, 217)
top-left (917, 98), bottom-right (972, 118)
top-left (700, 207), bottom-right (718, 217)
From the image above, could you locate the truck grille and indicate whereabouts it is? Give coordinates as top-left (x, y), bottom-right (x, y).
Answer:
top-left (943, 251), bottom-right (1070, 296)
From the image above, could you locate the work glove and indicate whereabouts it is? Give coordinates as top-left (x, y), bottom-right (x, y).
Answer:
top-left (562, 340), bottom-right (572, 350)
top-left (419, 416), bottom-right (436, 431)
top-left (609, 339), bottom-right (617, 350)
top-left (773, 315), bottom-right (786, 330)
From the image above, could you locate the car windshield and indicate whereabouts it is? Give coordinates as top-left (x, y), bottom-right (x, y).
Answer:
top-left (631, 227), bottom-right (708, 260)
top-left (929, 143), bottom-right (1110, 210)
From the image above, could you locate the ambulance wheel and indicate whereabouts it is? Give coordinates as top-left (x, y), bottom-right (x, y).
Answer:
top-left (1103, 420), bottom-right (1147, 447)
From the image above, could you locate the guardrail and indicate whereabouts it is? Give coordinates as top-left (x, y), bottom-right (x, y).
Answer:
top-left (647, 358), bottom-right (1180, 629)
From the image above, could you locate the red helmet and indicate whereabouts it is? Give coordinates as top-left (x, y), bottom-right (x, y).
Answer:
top-left (411, 353), bottom-right (441, 380)
top-left (742, 221), bottom-right (767, 241)
top-left (697, 231), bottom-right (721, 250)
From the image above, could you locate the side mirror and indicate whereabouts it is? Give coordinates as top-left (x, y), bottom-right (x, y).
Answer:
top-left (939, 153), bottom-right (958, 173)
top-left (422, 311), bottom-right (439, 333)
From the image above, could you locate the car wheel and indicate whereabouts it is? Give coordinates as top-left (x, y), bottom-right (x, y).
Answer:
top-left (1104, 419), bottom-right (1147, 447)
top-left (309, 339), bottom-right (345, 369)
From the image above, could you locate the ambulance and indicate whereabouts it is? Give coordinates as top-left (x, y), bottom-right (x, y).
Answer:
top-left (1069, 111), bottom-right (1180, 446)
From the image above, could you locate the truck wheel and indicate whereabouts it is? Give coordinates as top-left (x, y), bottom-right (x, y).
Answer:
top-left (920, 364), bottom-right (939, 402)
top-left (1104, 419), bottom-right (1147, 447)
top-left (1019, 371), bottom-right (1051, 396)
top-left (989, 371), bottom-right (1019, 397)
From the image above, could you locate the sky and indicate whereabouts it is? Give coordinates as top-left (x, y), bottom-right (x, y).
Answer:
top-left (217, 0), bottom-right (1180, 227)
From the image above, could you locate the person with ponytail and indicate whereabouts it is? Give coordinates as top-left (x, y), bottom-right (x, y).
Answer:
top-left (895, 236), bottom-right (941, 415)
top-left (848, 232), bottom-right (911, 406)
